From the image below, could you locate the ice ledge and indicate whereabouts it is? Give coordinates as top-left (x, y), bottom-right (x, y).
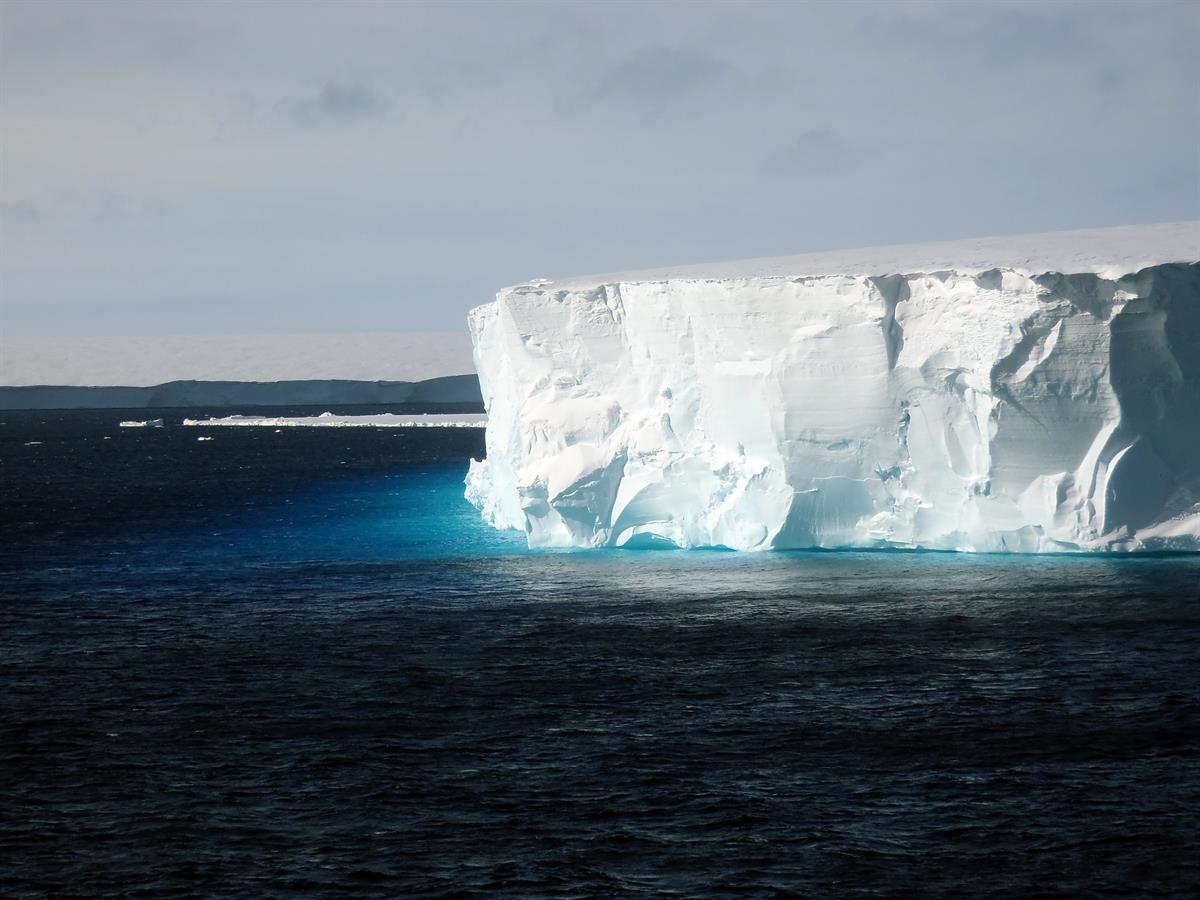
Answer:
top-left (468, 223), bottom-right (1200, 553)
top-left (520, 222), bottom-right (1199, 293)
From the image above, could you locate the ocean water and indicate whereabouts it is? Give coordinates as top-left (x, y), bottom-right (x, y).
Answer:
top-left (2, 409), bottom-right (1199, 897)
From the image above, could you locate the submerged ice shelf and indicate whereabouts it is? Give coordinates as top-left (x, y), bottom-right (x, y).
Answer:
top-left (466, 223), bottom-right (1200, 552)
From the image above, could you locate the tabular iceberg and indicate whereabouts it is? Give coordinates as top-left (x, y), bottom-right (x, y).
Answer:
top-left (466, 223), bottom-right (1200, 552)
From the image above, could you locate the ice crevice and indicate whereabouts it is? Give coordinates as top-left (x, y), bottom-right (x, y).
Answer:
top-left (466, 224), bottom-right (1200, 552)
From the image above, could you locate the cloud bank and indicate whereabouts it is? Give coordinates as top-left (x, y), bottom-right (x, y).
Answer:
top-left (1, 0), bottom-right (1196, 337)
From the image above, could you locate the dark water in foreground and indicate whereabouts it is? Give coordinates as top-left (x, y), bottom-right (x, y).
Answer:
top-left (3, 410), bottom-right (1199, 897)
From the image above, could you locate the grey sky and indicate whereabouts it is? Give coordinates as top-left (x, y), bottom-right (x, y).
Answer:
top-left (1, 0), bottom-right (1197, 337)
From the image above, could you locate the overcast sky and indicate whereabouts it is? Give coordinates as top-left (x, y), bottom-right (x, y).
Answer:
top-left (2, 0), bottom-right (1197, 337)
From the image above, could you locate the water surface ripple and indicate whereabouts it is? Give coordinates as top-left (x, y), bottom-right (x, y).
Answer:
top-left (2, 410), bottom-right (1198, 897)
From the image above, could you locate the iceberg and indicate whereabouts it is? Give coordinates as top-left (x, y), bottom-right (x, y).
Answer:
top-left (466, 222), bottom-right (1200, 552)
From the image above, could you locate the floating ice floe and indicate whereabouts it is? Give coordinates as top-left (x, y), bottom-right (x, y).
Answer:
top-left (183, 413), bottom-right (487, 428)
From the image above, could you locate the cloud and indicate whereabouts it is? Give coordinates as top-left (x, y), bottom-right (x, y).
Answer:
top-left (0, 201), bottom-right (40, 224)
top-left (2, 1), bottom-right (1196, 338)
top-left (291, 81), bottom-right (385, 126)
top-left (771, 130), bottom-right (859, 178)
top-left (0, 191), bottom-right (173, 228)
top-left (1094, 65), bottom-right (1127, 96)
top-left (588, 45), bottom-right (732, 106)
top-left (857, 4), bottom-right (1091, 67)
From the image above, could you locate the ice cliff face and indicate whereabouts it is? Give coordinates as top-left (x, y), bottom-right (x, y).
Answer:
top-left (467, 223), bottom-right (1200, 552)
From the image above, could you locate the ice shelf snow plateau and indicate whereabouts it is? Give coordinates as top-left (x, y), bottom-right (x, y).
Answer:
top-left (466, 222), bottom-right (1200, 552)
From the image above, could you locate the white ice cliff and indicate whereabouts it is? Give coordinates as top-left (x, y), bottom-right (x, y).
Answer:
top-left (466, 222), bottom-right (1200, 552)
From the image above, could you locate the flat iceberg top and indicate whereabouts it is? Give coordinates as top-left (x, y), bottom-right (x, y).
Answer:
top-left (520, 222), bottom-right (1199, 293)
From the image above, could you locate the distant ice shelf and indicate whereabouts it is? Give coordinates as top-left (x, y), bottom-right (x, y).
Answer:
top-left (0, 374), bottom-right (482, 410)
top-left (466, 222), bottom-right (1200, 553)
top-left (183, 413), bottom-right (487, 428)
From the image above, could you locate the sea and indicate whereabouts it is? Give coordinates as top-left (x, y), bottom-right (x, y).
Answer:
top-left (3, 408), bottom-right (1199, 898)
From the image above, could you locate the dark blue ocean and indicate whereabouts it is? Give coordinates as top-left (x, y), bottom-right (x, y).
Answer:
top-left (3, 409), bottom-right (1199, 898)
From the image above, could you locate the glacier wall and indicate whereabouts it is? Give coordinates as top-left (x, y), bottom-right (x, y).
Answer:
top-left (466, 228), bottom-right (1200, 552)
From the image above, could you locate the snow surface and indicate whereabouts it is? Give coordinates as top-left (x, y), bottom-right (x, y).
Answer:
top-left (467, 222), bottom-right (1200, 552)
top-left (183, 413), bottom-right (486, 428)
top-left (542, 222), bottom-right (1200, 290)
top-left (1, 332), bottom-right (475, 387)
